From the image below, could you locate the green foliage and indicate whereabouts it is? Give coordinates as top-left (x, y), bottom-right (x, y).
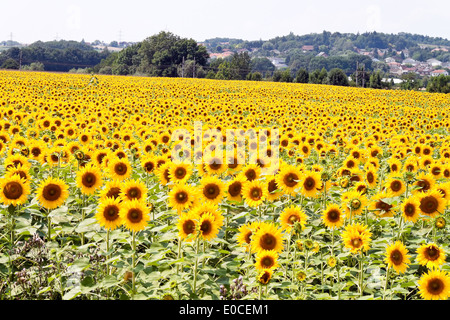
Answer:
top-left (0, 40), bottom-right (110, 72)
top-left (295, 68), bottom-right (309, 83)
top-left (1, 58), bottom-right (19, 69)
top-left (427, 74), bottom-right (450, 93)
top-left (327, 68), bottom-right (349, 86)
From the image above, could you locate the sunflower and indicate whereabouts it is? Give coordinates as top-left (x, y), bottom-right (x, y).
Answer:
top-left (257, 269), bottom-right (273, 285)
top-left (204, 154), bottom-right (227, 176)
top-left (198, 212), bottom-right (221, 241)
top-left (4, 164), bottom-right (31, 182)
top-left (156, 162), bottom-right (172, 186)
top-left (99, 179), bottom-right (122, 201)
top-left (168, 183), bottom-right (197, 213)
top-left (141, 155), bottom-right (156, 175)
top-left (385, 241), bottom-right (410, 274)
top-left (279, 205), bottom-right (308, 232)
top-left (364, 167), bottom-right (378, 189)
top-left (251, 222), bottom-right (284, 254)
top-left (36, 177), bottom-right (69, 210)
top-left (190, 202), bottom-right (224, 228)
top-left (108, 157), bottom-right (132, 181)
top-left (435, 182), bottom-right (450, 205)
top-left (199, 176), bottom-right (225, 205)
top-left (255, 250), bottom-right (279, 271)
top-left (120, 179), bottom-right (148, 202)
top-left (342, 190), bottom-right (368, 216)
top-left (400, 196), bottom-right (421, 223)
top-left (265, 175), bottom-right (282, 201)
top-left (299, 170), bottom-right (322, 198)
top-left (4, 153), bottom-right (31, 171)
top-left (418, 269), bottom-right (450, 300)
top-left (119, 199), bottom-right (150, 232)
top-left (413, 172), bottom-right (435, 194)
top-left (370, 192), bottom-right (395, 218)
top-left (95, 197), bottom-right (123, 230)
top-left (275, 164), bottom-right (302, 196)
top-left (416, 243), bottom-right (446, 269)
top-left (177, 212), bottom-right (198, 242)
top-left (226, 175), bottom-right (245, 202)
top-left (242, 179), bottom-right (267, 208)
top-left (76, 163), bottom-right (103, 195)
top-left (239, 163), bottom-right (261, 182)
top-left (168, 161), bottom-right (193, 184)
top-left (322, 204), bottom-right (345, 230)
top-left (384, 175), bottom-right (406, 197)
top-left (0, 174), bottom-right (30, 206)
top-left (237, 221), bottom-right (260, 251)
top-left (418, 189), bottom-right (446, 218)
top-left (341, 223), bottom-right (372, 254)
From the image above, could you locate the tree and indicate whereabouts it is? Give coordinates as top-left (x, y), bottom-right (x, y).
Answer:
top-left (1, 58), bottom-right (19, 69)
top-left (230, 52), bottom-right (251, 80)
top-left (250, 57), bottom-right (275, 74)
top-left (427, 74), bottom-right (450, 93)
top-left (369, 70), bottom-right (383, 89)
top-left (295, 68), bottom-right (309, 83)
top-left (327, 68), bottom-right (349, 86)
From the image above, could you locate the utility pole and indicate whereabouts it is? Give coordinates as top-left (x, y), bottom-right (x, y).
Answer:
top-left (361, 64), bottom-right (365, 88)
top-left (19, 49), bottom-right (22, 71)
top-left (181, 56), bottom-right (185, 78)
top-left (193, 57), bottom-right (196, 78)
top-left (356, 61), bottom-right (359, 87)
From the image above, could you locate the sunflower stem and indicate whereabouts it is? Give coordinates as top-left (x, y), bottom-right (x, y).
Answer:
top-left (359, 252), bottom-right (364, 297)
top-left (383, 266), bottom-right (390, 300)
top-left (131, 230), bottom-right (136, 299)
top-left (106, 229), bottom-right (110, 276)
top-left (192, 235), bottom-right (201, 297)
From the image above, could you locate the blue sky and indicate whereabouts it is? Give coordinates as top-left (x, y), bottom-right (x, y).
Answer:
top-left (2, 0), bottom-right (449, 44)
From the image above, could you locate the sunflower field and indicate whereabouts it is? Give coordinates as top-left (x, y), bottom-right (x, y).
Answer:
top-left (1, 70), bottom-right (450, 300)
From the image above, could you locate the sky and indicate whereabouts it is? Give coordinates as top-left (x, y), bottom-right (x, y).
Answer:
top-left (2, 0), bottom-right (449, 44)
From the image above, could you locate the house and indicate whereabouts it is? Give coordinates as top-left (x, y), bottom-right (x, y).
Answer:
top-left (302, 45), bottom-right (314, 51)
top-left (316, 52), bottom-right (328, 58)
top-left (270, 58), bottom-right (288, 69)
top-left (402, 58), bottom-right (418, 66)
top-left (427, 58), bottom-right (442, 67)
top-left (431, 69), bottom-right (449, 77)
top-left (385, 57), bottom-right (396, 63)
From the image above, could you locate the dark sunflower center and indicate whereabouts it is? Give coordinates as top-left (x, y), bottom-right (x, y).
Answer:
top-left (127, 209), bottom-right (142, 223)
top-left (260, 233), bottom-right (276, 250)
top-left (303, 177), bottom-right (315, 190)
top-left (228, 182), bottom-right (242, 197)
top-left (351, 238), bottom-right (362, 249)
top-left (268, 180), bottom-right (278, 193)
top-left (288, 214), bottom-right (299, 225)
top-left (144, 162), bottom-right (154, 172)
top-left (200, 220), bottom-right (212, 235)
top-left (426, 247), bottom-right (439, 261)
top-left (404, 203), bottom-right (416, 216)
top-left (283, 173), bottom-right (298, 188)
top-left (245, 169), bottom-right (256, 181)
top-left (390, 250), bottom-right (403, 265)
top-left (128, 187), bottom-right (141, 199)
top-left (43, 184), bottom-right (62, 201)
top-left (175, 167), bottom-right (186, 178)
top-left (244, 231), bottom-right (252, 244)
top-left (209, 159), bottom-right (222, 171)
top-left (115, 163), bottom-right (127, 175)
top-left (419, 196), bottom-right (438, 214)
top-left (427, 278), bottom-right (444, 295)
top-left (367, 172), bottom-right (374, 183)
top-left (106, 187), bottom-right (121, 199)
top-left (183, 220), bottom-right (195, 235)
top-left (391, 181), bottom-right (402, 192)
top-left (262, 257), bottom-right (274, 268)
top-left (203, 184), bottom-right (219, 199)
top-left (376, 200), bottom-right (392, 212)
top-left (3, 181), bottom-right (23, 200)
top-left (176, 191), bottom-right (188, 203)
top-left (327, 209), bottom-right (340, 222)
top-left (250, 187), bottom-right (262, 200)
top-left (417, 179), bottom-right (431, 192)
top-left (82, 173), bottom-right (96, 187)
top-left (103, 205), bottom-right (119, 221)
